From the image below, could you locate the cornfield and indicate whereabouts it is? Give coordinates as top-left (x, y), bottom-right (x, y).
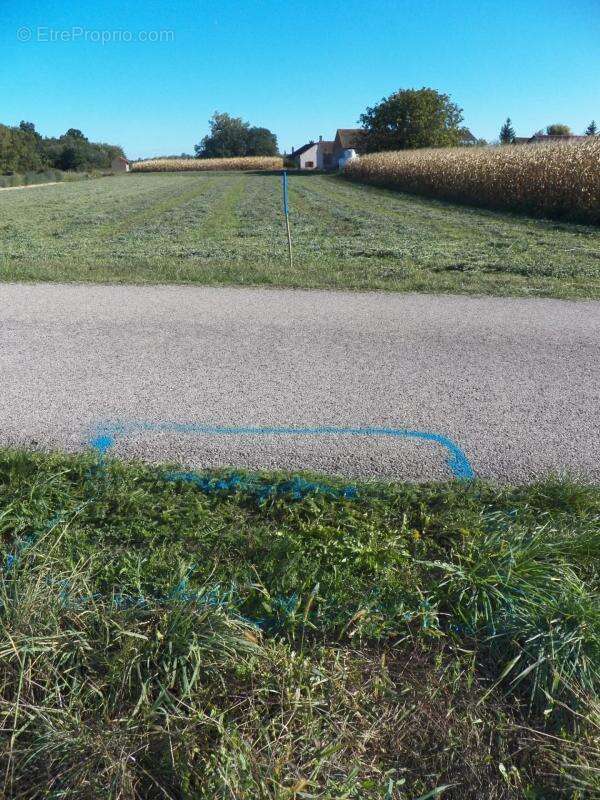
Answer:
top-left (344, 139), bottom-right (600, 224)
top-left (131, 156), bottom-right (283, 173)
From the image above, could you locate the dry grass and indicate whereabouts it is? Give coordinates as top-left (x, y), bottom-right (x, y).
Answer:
top-left (345, 139), bottom-right (600, 223)
top-left (131, 156), bottom-right (283, 172)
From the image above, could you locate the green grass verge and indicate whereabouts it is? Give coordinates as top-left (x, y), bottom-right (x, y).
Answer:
top-left (1, 172), bottom-right (599, 298)
top-left (1, 448), bottom-right (599, 798)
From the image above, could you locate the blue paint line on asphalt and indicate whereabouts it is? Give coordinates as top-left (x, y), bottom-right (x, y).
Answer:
top-left (87, 421), bottom-right (475, 480)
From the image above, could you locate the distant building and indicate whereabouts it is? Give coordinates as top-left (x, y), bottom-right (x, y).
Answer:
top-left (528, 133), bottom-right (587, 144)
top-left (514, 134), bottom-right (587, 145)
top-left (111, 156), bottom-right (130, 172)
top-left (458, 129), bottom-right (478, 146)
top-left (290, 129), bottom-right (364, 170)
top-left (332, 129), bottom-right (364, 164)
top-left (290, 137), bottom-right (335, 170)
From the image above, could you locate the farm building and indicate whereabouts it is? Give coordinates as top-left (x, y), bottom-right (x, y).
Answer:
top-left (332, 129), bottom-right (363, 163)
top-left (289, 137), bottom-right (335, 170)
top-left (514, 133), bottom-right (588, 145)
top-left (290, 129), bottom-right (364, 170)
top-left (111, 156), bottom-right (130, 172)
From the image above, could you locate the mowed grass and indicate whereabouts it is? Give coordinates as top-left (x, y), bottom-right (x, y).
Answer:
top-left (1, 171), bottom-right (599, 298)
top-left (1, 448), bottom-right (600, 798)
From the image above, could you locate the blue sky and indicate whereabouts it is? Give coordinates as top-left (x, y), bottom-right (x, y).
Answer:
top-left (1, 0), bottom-right (598, 158)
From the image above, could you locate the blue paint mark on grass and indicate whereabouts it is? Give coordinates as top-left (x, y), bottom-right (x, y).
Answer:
top-left (163, 470), bottom-right (359, 501)
top-left (87, 421), bottom-right (475, 480)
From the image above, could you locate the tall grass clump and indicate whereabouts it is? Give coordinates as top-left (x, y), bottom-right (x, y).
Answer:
top-left (131, 156), bottom-right (283, 173)
top-left (0, 544), bottom-right (541, 799)
top-left (344, 139), bottom-right (600, 223)
top-left (2, 450), bottom-right (600, 797)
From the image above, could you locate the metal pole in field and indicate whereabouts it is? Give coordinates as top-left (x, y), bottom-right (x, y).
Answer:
top-left (282, 169), bottom-right (293, 270)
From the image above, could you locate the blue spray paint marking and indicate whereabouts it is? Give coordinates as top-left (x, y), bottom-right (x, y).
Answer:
top-left (281, 169), bottom-right (289, 216)
top-left (88, 421), bottom-right (475, 480)
top-left (163, 470), bottom-right (358, 501)
top-left (90, 435), bottom-right (113, 455)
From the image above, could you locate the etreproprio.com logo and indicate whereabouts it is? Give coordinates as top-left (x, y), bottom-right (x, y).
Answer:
top-left (17, 26), bottom-right (175, 44)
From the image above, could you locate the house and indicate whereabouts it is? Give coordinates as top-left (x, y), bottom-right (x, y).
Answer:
top-left (291, 129), bottom-right (364, 170)
top-left (513, 134), bottom-right (587, 145)
top-left (528, 133), bottom-right (587, 144)
top-left (290, 137), bottom-right (335, 170)
top-left (332, 129), bottom-right (364, 163)
top-left (458, 129), bottom-right (478, 146)
top-left (111, 156), bottom-right (130, 172)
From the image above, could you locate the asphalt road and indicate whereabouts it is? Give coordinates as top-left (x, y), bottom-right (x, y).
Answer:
top-left (1, 283), bottom-right (599, 482)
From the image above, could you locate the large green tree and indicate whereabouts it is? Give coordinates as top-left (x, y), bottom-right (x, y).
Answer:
top-left (195, 112), bottom-right (278, 158)
top-left (585, 120), bottom-right (598, 136)
top-left (245, 126), bottom-right (278, 156)
top-left (359, 87), bottom-right (463, 152)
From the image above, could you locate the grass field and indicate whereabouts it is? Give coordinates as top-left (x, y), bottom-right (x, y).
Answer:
top-left (1, 448), bottom-right (599, 798)
top-left (1, 171), bottom-right (599, 298)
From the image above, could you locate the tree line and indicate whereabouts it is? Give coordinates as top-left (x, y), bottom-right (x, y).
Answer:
top-left (193, 98), bottom-right (598, 159)
top-left (499, 118), bottom-right (598, 144)
top-left (0, 121), bottom-right (125, 175)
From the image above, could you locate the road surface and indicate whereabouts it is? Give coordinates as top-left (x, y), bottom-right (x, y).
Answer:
top-left (1, 283), bottom-right (599, 482)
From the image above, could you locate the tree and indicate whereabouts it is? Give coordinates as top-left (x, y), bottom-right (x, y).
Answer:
top-left (359, 88), bottom-right (463, 152)
top-left (245, 126), bottom-right (278, 156)
top-left (195, 113), bottom-right (278, 158)
top-left (194, 112), bottom-right (278, 158)
top-left (57, 144), bottom-right (85, 171)
top-left (499, 118), bottom-right (516, 144)
top-left (64, 128), bottom-right (88, 141)
top-left (546, 124), bottom-right (571, 136)
top-left (19, 121), bottom-right (36, 135)
top-left (585, 120), bottom-right (598, 136)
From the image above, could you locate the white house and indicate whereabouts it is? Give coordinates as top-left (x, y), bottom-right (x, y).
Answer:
top-left (289, 136), bottom-right (335, 170)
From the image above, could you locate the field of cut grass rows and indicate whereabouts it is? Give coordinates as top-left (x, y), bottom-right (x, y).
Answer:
top-left (1, 171), bottom-right (599, 297)
top-left (1, 449), bottom-right (599, 799)
top-left (344, 139), bottom-right (600, 224)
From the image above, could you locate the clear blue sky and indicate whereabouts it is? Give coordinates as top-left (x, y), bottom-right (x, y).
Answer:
top-left (1, 0), bottom-right (598, 158)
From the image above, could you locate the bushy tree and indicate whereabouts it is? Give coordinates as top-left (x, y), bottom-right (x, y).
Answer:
top-left (246, 126), bottom-right (278, 156)
top-left (64, 128), bottom-right (88, 141)
top-left (585, 120), bottom-right (598, 136)
top-left (195, 112), bottom-right (278, 158)
top-left (499, 118), bottom-right (516, 144)
top-left (56, 144), bottom-right (85, 171)
top-left (19, 121), bottom-right (37, 135)
top-left (359, 88), bottom-right (463, 152)
top-left (0, 123), bottom-right (44, 172)
top-left (546, 124), bottom-right (571, 136)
